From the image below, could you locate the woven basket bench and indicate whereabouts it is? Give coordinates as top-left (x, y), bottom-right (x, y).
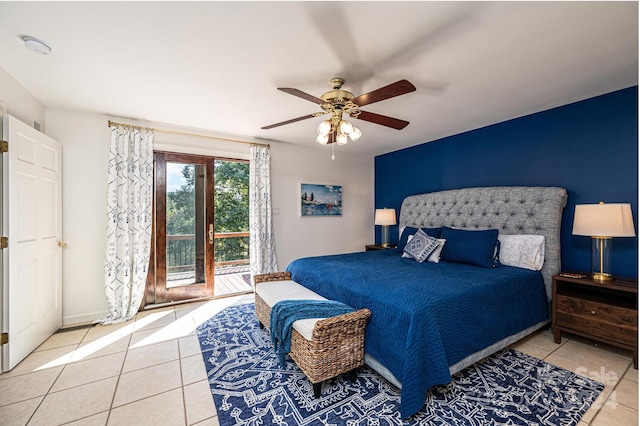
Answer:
top-left (253, 272), bottom-right (370, 398)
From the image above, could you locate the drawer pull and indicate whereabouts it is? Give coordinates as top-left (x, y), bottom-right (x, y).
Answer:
top-left (591, 310), bottom-right (596, 315)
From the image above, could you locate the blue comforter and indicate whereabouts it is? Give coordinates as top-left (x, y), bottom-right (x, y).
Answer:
top-left (286, 250), bottom-right (548, 419)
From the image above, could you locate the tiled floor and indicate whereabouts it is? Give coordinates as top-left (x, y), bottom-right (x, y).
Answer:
top-left (1, 295), bottom-right (637, 425)
top-left (510, 327), bottom-right (638, 426)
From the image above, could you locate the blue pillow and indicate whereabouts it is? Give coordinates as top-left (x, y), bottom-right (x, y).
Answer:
top-left (396, 226), bottom-right (442, 253)
top-left (439, 227), bottom-right (500, 268)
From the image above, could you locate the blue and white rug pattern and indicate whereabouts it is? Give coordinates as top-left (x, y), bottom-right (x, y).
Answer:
top-left (197, 302), bottom-right (603, 425)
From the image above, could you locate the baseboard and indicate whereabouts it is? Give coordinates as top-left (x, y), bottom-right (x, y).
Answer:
top-left (62, 310), bottom-right (108, 327)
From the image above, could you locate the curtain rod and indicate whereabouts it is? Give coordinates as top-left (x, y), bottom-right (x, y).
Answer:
top-left (107, 120), bottom-right (269, 148)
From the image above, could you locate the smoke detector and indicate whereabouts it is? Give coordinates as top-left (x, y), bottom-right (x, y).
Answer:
top-left (21, 35), bottom-right (52, 55)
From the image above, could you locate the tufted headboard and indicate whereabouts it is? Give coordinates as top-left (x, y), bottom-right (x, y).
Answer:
top-left (399, 186), bottom-right (568, 301)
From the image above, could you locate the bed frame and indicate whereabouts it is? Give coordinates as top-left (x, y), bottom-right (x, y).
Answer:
top-left (366, 186), bottom-right (568, 388)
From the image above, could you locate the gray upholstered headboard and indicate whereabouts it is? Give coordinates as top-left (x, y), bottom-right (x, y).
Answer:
top-left (399, 186), bottom-right (568, 301)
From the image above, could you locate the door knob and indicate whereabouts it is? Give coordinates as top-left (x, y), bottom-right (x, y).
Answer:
top-left (57, 241), bottom-right (67, 248)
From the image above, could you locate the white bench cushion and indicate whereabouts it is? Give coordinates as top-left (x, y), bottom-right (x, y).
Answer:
top-left (255, 280), bottom-right (327, 341)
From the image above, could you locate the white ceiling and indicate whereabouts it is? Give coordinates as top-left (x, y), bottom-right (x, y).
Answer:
top-left (0, 2), bottom-right (637, 156)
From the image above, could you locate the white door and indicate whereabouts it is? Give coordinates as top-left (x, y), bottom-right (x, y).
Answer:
top-left (1, 115), bottom-right (62, 372)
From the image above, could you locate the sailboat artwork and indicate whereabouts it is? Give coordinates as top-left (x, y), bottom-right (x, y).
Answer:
top-left (300, 183), bottom-right (342, 217)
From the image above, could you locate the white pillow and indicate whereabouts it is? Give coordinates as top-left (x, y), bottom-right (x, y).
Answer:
top-left (428, 238), bottom-right (446, 263)
top-left (398, 226), bottom-right (406, 240)
top-left (497, 234), bottom-right (545, 271)
top-left (402, 234), bottom-right (446, 263)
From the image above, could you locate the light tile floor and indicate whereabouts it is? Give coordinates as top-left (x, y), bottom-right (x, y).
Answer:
top-left (1, 295), bottom-right (637, 425)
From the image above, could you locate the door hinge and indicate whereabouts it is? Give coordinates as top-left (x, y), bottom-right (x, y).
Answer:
top-left (0, 140), bottom-right (7, 153)
top-left (0, 333), bottom-right (7, 345)
top-left (0, 237), bottom-right (7, 249)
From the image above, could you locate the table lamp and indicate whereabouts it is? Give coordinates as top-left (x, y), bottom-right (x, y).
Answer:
top-left (375, 208), bottom-right (396, 247)
top-left (572, 202), bottom-right (635, 281)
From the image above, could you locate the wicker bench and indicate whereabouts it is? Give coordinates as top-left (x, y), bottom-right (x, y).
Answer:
top-left (253, 272), bottom-right (370, 398)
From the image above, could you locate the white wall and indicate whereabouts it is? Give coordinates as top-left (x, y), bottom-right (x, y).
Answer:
top-left (0, 65), bottom-right (45, 131)
top-left (45, 109), bottom-right (374, 325)
top-left (45, 110), bottom-right (111, 324)
top-left (269, 142), bottom-right (374, 268)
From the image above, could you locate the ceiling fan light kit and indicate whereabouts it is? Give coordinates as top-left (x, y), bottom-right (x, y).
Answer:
top-left (317, 120), bottom-right (332, 135)
top-left (339, 120), bottom-right (354, 135)
top-left (316, 133), bottom-right (329, 145)
top-left (263, 77), bottom-right (416, 159)
top-left (316, 116), bottom-right (361, 147)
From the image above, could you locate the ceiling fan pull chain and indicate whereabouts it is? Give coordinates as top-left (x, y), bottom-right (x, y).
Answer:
top-left (331, 142), bottom-right (335, 160)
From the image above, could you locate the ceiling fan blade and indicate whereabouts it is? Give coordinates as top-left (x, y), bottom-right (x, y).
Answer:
top-left (354, 110), bottom-right (410, 130)
top-left (261, 114), bottom-right (317, 130)
top-left (351, 80), bottom-right (416, 108)
top-left (278, 88), bottom-right (326, 105)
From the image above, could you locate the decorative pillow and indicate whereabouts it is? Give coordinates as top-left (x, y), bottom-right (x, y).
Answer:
top-left (401, 235), bottom-right (414, 258)
top-left (403, 229), bottom-right (441, 263)
top-left (402, 235), bottom-right (446, 263)
top-left (440, 227), bottom-right (500, 268)
top-left (497, 234), bottom-right (545, 271)
top-left (396, 226), bottom-right (442, 253)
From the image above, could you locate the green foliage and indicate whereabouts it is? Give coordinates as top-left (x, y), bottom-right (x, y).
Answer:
top-left (165, 160), bottom-right (249, 267)
top-left (166, 161), bottom-right (249, 235)
top-left (214, 160), bottom-right (249, 233)
top-left (167, 165), bottom-right (196, 235)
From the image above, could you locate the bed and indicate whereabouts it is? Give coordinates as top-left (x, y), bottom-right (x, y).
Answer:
top-left (286, 186), bottom-right (568, 418)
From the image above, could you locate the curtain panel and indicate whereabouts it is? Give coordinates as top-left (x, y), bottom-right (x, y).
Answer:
top-left (101, 124), bottom-right (154, 324)
top-left (249, 144), bottom-right (278, 279)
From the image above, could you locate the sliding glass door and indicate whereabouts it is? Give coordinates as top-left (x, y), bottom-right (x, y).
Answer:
top-left (146, 152), bottom-right (251, 306)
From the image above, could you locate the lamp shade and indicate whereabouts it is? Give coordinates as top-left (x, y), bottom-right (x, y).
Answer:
top-left (572, 203), bottom-right (636, 237)
top-left (374, 208), bottom-right (396, 226)
top-left (317, 120), bottom-right (331, 135)
top-left (349, 127), bottom-right (361, 141)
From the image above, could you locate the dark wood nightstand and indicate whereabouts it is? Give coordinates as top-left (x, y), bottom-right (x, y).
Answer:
top-left (365, 244), bottom-right (396, 251)
top-left (552, 273), bottom-right (638, 369)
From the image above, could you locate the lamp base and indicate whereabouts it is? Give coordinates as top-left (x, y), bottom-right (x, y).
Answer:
top-left (592, 272), bottom-right (614, 281)
top-left (591, 237), bottom-right (613, 283)
top-left (381, 225), bottom-right (390, 248)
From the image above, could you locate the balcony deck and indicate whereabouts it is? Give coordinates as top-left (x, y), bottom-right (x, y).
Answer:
top-left (167, 264), bottom-right (252, 297)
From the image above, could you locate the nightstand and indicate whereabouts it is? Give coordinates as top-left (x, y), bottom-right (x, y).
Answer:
top-left (365, 244), bottom-right (396, 251)
top-left (552, 273), bottom-right (638, 369)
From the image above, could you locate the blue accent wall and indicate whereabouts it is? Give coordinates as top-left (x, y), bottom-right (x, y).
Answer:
top-left (375, 87), bottom-right (638, 278)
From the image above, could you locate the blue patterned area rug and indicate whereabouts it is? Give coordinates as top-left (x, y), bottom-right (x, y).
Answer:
top-left (197, 302), bottom-right (603, 426)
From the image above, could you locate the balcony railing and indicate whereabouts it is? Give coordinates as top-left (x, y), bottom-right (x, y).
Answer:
top-left (166, 231), bottom-right (250, 274)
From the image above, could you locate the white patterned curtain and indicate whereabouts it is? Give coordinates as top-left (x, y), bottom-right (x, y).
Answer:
top-left (101, 124), bottom-right (154, 324)
top-left (249, 144), bottom-right (278, 278)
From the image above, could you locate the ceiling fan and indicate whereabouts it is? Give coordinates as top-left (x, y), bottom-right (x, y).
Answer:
top-left (261, 78), bottom-right (416, 147)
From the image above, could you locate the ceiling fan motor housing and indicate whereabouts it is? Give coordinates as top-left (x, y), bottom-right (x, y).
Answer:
top-left (321, 89), bottom-right (355, 110)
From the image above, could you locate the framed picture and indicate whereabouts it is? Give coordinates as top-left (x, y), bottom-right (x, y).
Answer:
top-left (300, 183), bottom-right (342, 217)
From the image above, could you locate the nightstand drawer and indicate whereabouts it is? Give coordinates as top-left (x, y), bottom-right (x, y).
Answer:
top-left (556, 295), bottom-right (637, 345)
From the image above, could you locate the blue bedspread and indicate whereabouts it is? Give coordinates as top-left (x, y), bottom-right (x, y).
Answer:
top-left (286, 250), bottom-right (548, 419)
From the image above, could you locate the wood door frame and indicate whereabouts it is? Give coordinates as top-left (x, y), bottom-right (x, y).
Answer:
top-left (146, 152), bottom-right (215, 306)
